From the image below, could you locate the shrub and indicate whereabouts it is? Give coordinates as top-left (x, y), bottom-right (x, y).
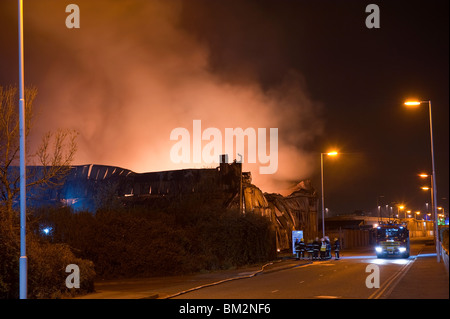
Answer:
top-left (0, 211), bottom-right (95, 299)
top-left (0, 225), bottom-right (19, 299)
top-left (35, 204), bottom-right (277, 279)
top-left (27, 234), bottom-right (95, 298)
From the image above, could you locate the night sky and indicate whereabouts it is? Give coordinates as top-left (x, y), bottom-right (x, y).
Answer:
top-left (0, 0), bottom-right (448, 216)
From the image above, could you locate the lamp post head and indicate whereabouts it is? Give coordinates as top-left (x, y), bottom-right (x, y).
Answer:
top-left (327, 151), bottom-right (338, 156)
top-left (404, 101), bottom-right (422, 106)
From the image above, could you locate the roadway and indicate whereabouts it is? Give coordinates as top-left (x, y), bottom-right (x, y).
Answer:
top-left (171, 238), bottom-right (447, 299)
top-left (77, 238), bottom-right (448, 300)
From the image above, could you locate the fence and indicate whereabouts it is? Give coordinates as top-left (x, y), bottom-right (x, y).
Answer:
top-left (410, 230), bottom-right (434, 238)
top-left (440, 226), bottom-right (449, 274)
top-left (326, 229), bottom-right (373, 250)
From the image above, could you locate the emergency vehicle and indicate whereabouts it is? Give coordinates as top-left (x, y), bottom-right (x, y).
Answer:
top-left (375, 222), bottom-right (410, 258)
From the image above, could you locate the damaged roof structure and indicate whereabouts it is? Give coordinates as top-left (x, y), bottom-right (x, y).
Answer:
top-left (24, 158), bottom-right (319, 251)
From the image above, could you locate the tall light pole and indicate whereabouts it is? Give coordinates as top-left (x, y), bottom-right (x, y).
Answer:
top-left (405, 100), bottom-right (440, 262)
top-left (320, 151), bottom-right (338, 238)
top-left (18, 0), bottom-right (27, 299)
top-left (420, 174), bottom-right (435, 223)
top-left (437, 207), bottom-right (446, 224)
top-left (398, 205), bottom-right (405, 220)
top-left (376, 195), bottom-right (384, 222)
top-left (421, 173), bottom-right (438, 237)
top-left (415, 211), bottom-right (421, 220)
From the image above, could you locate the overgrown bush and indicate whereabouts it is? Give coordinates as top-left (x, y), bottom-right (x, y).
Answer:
top-left (27, 234), bottom-right (95, 298)
top-left (0, 225), bottom-right (19, 299)
top-left (0, 208), bottom-right (95, 299)
top-left (33, 200), bottom-right (277, 279)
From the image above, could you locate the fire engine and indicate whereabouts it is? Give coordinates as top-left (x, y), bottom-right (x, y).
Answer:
top-left (375, 222), bottom-right (410, 258)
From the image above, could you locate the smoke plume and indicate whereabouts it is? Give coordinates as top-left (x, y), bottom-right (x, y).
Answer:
top-left (19, 0), bottom-right (324, 194)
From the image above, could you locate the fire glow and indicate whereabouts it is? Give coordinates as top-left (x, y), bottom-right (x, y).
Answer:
top-left (19, 1), bottom-right (324, 195)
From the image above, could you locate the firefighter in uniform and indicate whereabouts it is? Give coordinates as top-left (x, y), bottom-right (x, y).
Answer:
top-left (298, 238), bottom-right (306, 260)
top-left (320, 238), bottom-right (327, 259)
top-left (334, 237), bottom-right (341, 260)
top-left (294, 238), bottom-right (301, 259)
top-left (325, 236), bottom-right (331, 259)
top-left (312, 238), bottom-right (320, 260)
top-left (306, 240), bottom-right (314, 260)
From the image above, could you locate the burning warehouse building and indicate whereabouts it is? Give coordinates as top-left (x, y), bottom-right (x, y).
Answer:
top-left (26, 157), bottom-right (319, 251)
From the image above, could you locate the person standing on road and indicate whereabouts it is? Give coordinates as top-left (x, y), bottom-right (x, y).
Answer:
top-left (306, 240), bottom-right (314, 260)
top-left (320, 238), bottom-right (327, 259)
top-left (294, 238), bottom-right (301, 259)
top-left (334, 237), bottom-right (341, 260)
top-left (298, 238), bottom-right (306, 260)
top-left (313, 237), bottom-right (320, 260)
top-left (325, 236), bottom-right (331, 259)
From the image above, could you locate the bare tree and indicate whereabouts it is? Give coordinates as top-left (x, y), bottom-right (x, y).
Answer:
top-left (0, 85), bottom-right (77, 230)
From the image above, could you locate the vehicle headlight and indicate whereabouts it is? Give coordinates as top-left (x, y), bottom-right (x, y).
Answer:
top-left (399, 247), bottom-right (407, 253)
top-left (375, 246), bottom-right (382, 253)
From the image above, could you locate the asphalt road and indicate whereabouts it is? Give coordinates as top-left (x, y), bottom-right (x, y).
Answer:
top-left (172, 241), bottom-right (427, 299)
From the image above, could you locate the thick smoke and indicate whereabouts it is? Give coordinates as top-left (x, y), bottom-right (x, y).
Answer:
top-left (22, 0), bottom-right (323, 194)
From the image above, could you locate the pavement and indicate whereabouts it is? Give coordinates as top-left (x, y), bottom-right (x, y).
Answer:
top-left (75, 241), bottom-right (449, 299)
top-left (382, 243), bottom-right (449, 299)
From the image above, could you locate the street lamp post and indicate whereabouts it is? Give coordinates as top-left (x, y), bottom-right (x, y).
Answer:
top-left (415, 211), bottom-right (421, 220)
top-left (437, 207), bottom-right (445, 224)
top-left (18, 0), bottom-right (27, 299)
top-left (405, 100), bottom-right (440, 262)
top-left (398, 205), bottom-right (405, 220)
top-left (320, 151), bottom-right (338, 238)
top-left (376, 195), bottom-right (384, 222)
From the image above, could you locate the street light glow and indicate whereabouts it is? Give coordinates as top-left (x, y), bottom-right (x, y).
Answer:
top-left (419, 173), bottom-right (429, 178)
top-left (421, 186), bottom-right (430, 191)
top-left (327, 151), bottom-right (338, 156)
top-left (404, 101), bottom-right (422, 106)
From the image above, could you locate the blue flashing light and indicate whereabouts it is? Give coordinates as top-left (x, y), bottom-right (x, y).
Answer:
top-left (41, 226), bottom-right (53, 236)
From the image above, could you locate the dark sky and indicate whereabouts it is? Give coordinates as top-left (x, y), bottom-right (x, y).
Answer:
top-left (0, 0), bottom-right (448, 216)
